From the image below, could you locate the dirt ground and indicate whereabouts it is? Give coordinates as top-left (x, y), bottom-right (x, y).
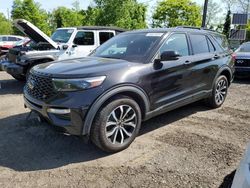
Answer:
top-left (0, 71), bottom-right (250, 188)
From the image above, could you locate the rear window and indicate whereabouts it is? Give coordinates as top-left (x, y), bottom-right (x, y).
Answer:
top-left (74, 31), bottom-right (94, 45)
top-left (99, 32), bottom-right (114, 45)
top-left (237, 43), bottom-right (250, 52)
top-left (190, 34), bottom-right (209, 54)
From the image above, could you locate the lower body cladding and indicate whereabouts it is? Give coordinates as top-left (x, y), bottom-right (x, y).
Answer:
top-left (235, 66), bottom-right (250, 78)
top-left (24, 94), bottom-right (89, 135)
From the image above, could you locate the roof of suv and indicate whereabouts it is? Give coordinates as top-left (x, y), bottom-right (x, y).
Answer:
top-left (126, 27), bottom-right (223, 36)
top-left (76, 26), bottom-right (127, 32)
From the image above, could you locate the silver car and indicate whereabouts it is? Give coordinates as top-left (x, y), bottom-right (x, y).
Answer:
top-left (232, 143), bottom-right (250, 188)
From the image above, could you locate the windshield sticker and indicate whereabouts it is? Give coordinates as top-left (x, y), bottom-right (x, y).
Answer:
top-left (146, 33), bottom-right (163, 37)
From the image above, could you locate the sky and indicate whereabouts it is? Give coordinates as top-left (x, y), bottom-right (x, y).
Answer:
top-left (0, 0), bottom-right (207, 19)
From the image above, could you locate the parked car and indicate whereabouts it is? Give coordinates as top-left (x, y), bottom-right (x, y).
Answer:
top-left (23, 27), bottom-right (234, 152)
top-left (233, 42), bottom-right (250, 78)
top-left (0, 37), bottom-right (31, 57)
top-left (0, 19), bottom-right (125, 81)
top-left (0, 35), bottom-right (24, 48)
top-left (231, 143), bottom-right (250, 188)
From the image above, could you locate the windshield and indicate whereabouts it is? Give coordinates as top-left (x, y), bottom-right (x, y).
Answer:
top-left (51, 29), bottom-right (74, 43)
top-left (91, 33), bottom-right (163, 63)
top-left (237, 43), bottom-right (250, 52)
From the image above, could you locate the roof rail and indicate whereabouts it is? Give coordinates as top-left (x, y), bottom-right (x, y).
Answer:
top-left (175, 26), bottom-right (201, 30)
top-left (175, 26), bottom-right (217, 32)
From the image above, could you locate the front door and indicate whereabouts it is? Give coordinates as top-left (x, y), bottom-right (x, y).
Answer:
top-left (149, 33), bottom-right (196, 110)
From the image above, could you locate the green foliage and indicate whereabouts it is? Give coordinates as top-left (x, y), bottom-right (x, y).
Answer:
top-left (152, 0), bottom-right (202, 28)
top-left (206, 0), bottom-right (222, 28)
top-left (0, 13), bottom-right (13, 35)
top-left (11, 0), bottom-right (51, 35)
top-left (51, 7), bottom-right (84, 29)
top-left (90, 0), bottom-right (147, 29)
top-left (223, 10), bottom-right (231, 38)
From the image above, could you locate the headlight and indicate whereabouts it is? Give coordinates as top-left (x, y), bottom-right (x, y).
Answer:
top-left (52, 76), bottom-right (106, 91)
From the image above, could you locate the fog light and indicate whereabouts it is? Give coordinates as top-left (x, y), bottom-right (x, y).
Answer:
top-left (47, 108), bottom-right (70, 114)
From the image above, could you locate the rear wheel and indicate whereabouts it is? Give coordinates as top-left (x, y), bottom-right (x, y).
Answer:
top-left (205, 75), bottom-right (228, 108)
top-left (91, 96), bottom-right (142, 153)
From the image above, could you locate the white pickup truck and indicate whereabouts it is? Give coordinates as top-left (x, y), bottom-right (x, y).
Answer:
top-left (0, 19), bottom-right (125, 81)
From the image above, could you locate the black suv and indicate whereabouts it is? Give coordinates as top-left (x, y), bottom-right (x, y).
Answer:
top-left (24, 27), bottom-right (234, 152)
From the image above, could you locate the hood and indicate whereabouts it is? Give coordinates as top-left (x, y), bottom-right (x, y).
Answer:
top-left (14, 19), bottom-right (58, 49)
top-left (32, 57), bottom-right (134, 77)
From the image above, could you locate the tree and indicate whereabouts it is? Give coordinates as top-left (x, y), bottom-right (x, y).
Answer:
top-left (11, 0), bottom-right (51, 35)
top-left (0, 13), bottom-right (13, 35)
top-left (51, 7), bottom-right (84, 29)
top-left (89, 0), bottom-right (147, 29)
top-left (152, 0), bottom-right (202, 28)
top-left (223, 10), bottom-right (231, 38)
top-left (206, 0), bottom-right (222, 28)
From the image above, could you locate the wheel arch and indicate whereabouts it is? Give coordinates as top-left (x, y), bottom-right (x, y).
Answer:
top-left (82, 85), bottom-right (150, 135)
top-left (213, 66), bottom-right (233, 87)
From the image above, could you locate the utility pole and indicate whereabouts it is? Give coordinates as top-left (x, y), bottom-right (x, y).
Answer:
top-left (201, 0), bottom-right (209, 28)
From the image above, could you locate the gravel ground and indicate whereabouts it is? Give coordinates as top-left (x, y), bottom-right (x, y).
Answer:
top-left (0, 71), bottom-right (250, 188)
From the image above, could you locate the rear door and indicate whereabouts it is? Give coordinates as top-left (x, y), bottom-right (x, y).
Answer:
top-left (187, 33), bottom-right (219, 92)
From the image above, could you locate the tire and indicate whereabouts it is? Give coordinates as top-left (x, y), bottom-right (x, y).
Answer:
top-left (205, 75), bottom-right (228, 108)
top-left (90, 96), bottom-right (142, 153)
top-left (11, 74), bottom-right (26, 81)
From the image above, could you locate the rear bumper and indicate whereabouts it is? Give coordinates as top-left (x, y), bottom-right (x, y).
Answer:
top-left (24, 93), bottom-right (89, 135)
top-left (0, 60), bottom-right (24, 75)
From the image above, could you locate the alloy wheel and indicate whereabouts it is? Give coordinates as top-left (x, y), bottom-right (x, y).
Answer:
top-left (215, 79), bottom-right (227, 105)
top-left (105, 105), bottom-right (137, 145)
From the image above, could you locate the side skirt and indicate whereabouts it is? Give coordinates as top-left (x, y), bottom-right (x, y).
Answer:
top-left (144, 90), bottom-right (212, 121)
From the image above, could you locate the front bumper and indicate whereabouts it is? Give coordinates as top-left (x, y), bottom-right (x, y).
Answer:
top-left (24, 93), bottom-right (89, 135)
top-left (235, 67), bottom-right (250, 77)
top-left (0, 60), bottom-right (24, 75)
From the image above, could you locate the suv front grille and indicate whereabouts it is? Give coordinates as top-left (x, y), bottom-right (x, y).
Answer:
top-left (25, 73), bottom-right (57, 101)
top-left (235, 59), bottom-right (250, 67)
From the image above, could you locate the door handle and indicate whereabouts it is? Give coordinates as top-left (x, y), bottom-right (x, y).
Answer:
top-left (184, 60), bottom-right (191, 65)
top-left (214, 54), bottom-right (220, 59)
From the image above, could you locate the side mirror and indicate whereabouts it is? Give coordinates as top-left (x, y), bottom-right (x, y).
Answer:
top-left (160, 51), bottom-right (180, 61)
top-left (72, 44), bottom-right (77, 48)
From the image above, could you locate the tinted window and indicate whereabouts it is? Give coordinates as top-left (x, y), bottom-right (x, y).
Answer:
top-left (2, 37), bottom-right (7, 41)
top-left (99, 32), bottom-right (114, 45)
top-left (74, 31), bottom-right (94, 45)
top-left (160, 33), bottom-right (189, 56)
top-left (190, 34), bottom-right (209, 54)
top-left (8, 37), bottom-right (18, 41)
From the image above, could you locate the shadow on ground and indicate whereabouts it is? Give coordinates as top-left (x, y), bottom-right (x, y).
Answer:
top-left (219, 170), bottom-right (236, 188)
top-left (0, 101), bottom-right (209, 172)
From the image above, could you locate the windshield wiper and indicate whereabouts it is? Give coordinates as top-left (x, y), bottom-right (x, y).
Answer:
top-left (100, 56), bottom-right (121, 59)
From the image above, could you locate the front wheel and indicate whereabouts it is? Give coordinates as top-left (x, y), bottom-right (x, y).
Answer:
top-left (91, 96), bottom-right (142, 153)
top-left (205, 75), bottom-right (228, 108)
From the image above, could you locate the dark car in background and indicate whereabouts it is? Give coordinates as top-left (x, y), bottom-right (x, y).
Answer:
top-left (233, 42), bottom-right (250, 78)
top-left (23, 27), bottom-right (234, 152)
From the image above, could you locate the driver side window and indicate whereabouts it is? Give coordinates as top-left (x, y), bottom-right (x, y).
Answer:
top-left (160, 33), bottom-right (189, 56)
